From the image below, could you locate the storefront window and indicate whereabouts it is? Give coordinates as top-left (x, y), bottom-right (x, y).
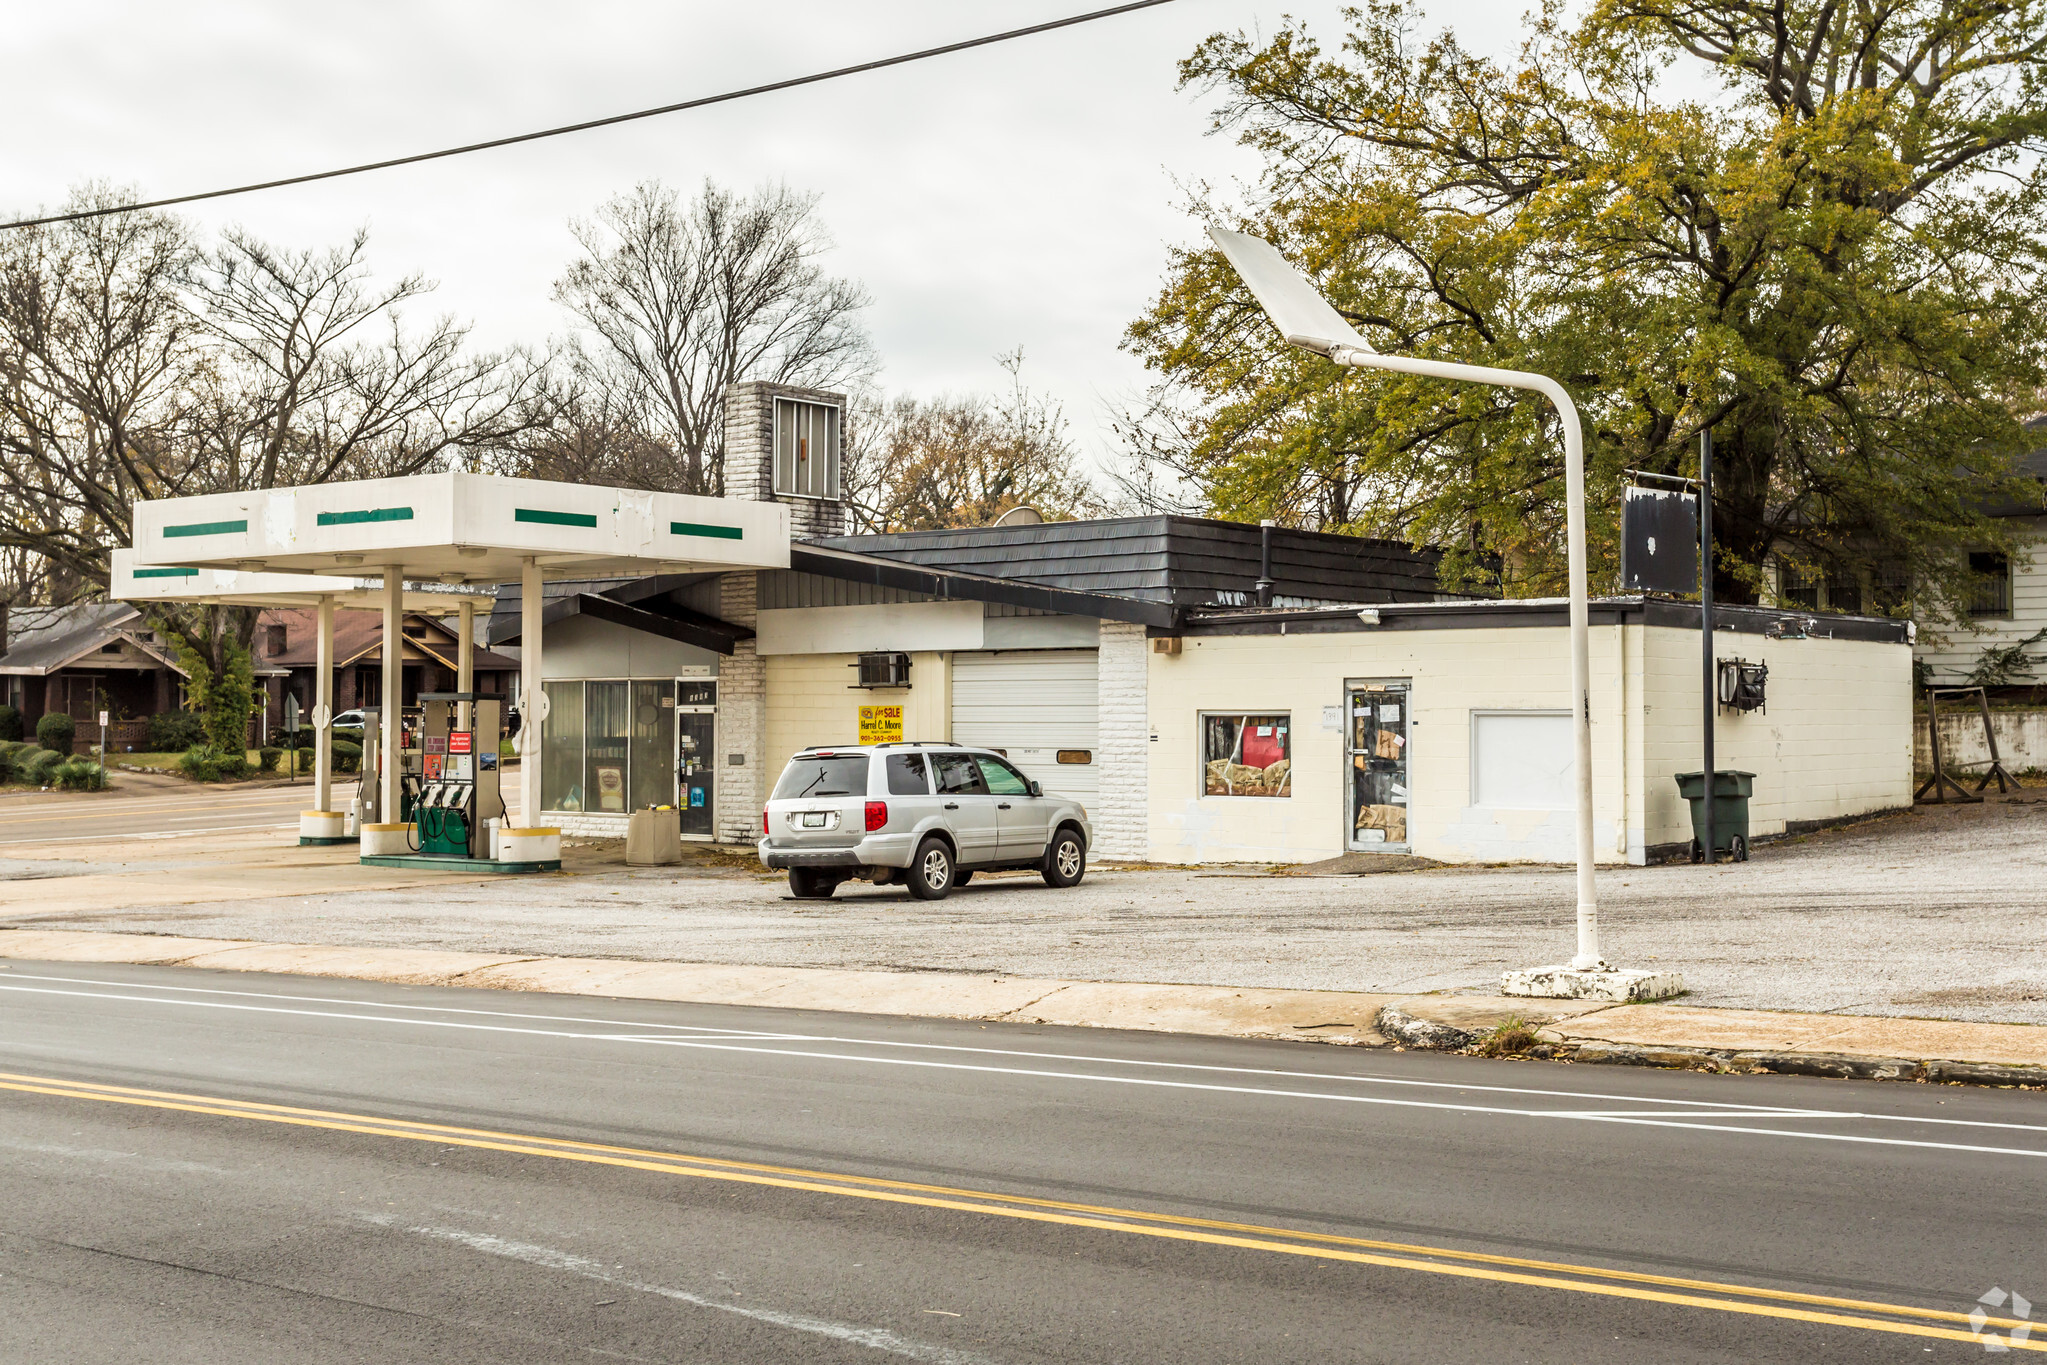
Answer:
top-left (1202, 713), bottom-right (1291, 797)
top-left (541, 681), bottom-right (583, 811)
top-left (584, 681), bottom-right (630, 813)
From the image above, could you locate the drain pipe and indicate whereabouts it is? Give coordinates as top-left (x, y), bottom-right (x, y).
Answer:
top-left (1254, 520), bottom-right (1276, 607)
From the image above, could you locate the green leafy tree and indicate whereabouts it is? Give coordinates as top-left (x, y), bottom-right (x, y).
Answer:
top-left (177, 634), bottom-right (256, 755)
top-left (1127, 0), bottom-right (2047, 609)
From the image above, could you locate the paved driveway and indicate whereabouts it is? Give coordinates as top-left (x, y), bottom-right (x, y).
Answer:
top-left (4, 793), bottom-right (2042, 1024)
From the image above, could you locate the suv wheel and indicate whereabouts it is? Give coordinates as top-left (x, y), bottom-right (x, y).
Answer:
top-left (788, 868), bottom-right (839, 899)
top-left (905, 837), bottom-right (955, 900)
top-left (1042, 828), bottom-right (1086, 888)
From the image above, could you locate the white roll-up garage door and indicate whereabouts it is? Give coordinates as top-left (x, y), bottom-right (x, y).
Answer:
top-left (950, 649), bottom-right (1099, 805)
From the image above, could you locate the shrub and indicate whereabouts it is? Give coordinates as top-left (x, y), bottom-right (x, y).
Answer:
top-left (25, 749), bottom-right (64, 786)
top-left (258, 746), bottom-right (283, 772)
top-left (147, 709), bottom-right (207, 752)
top-left (0, 747), bottom-right (15, 784)
top-left (217, 751), bottom-right (251, 780)
top-left (0, 704), bottom-right (21, 741)
top-left (331, 739), bottom-right (362, 773)
top-left (54, 759), bottom-right (107, 791)
top-left (36, 712), bottom-right (75, 753)
top-left (296, 748), bottom-right (315, 771)
top-left (179, 745), bottom-right (221, 782)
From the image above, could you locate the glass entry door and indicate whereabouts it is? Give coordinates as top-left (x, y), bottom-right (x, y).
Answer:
top-left (674, 679), bottom-right (718, 838)
top-left (1346, 680), bottom-right (1410, 852)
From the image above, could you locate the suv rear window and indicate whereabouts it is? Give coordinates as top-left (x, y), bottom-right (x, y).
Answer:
top-left (773, 754), bottom-right (870, 800)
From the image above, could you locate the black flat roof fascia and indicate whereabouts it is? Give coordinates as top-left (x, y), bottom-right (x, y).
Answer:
top-left (789, 543), bottom-right (1175, 627)
top-left (493, 592), bottom-right (754, 655)
top-left (815, 515), bottom-right (1443, 604)
top-left (1168, 596), bottom-right (1911, 643)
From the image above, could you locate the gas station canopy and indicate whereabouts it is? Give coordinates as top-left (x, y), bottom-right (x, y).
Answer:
top-left (128, 471), bottom-right (791, 582)
top-left (111, 548), bottom-right (494, 611)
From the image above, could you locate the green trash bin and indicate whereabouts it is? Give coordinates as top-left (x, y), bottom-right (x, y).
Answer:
top-left (1674, 769), bottom-right (1754, 863)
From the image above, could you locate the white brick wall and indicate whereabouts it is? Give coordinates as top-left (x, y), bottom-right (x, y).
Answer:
top-left (549, 813), bottom-right (630, 838)
top-left (1094, 620), bottom-right (1149, 859)
top-left (717, 571), bottom-right (767, 844)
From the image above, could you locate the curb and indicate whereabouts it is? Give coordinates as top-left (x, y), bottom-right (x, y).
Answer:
top-left (1373, 1006), bottom-right (2047, 1089)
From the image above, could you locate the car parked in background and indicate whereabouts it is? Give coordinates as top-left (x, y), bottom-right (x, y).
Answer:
top-left (758, 742), bottom-right (1091, 900)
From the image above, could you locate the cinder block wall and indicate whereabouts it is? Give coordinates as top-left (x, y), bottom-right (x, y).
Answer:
top-left (1093, 621), bottom-right (1150, 859)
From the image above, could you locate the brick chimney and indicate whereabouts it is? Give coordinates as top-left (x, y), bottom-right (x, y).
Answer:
top-left (722, 380), bottom-right (847, 539)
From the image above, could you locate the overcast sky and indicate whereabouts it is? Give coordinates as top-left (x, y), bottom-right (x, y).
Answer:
top-left (4, 0), bottom-right (1531, 482)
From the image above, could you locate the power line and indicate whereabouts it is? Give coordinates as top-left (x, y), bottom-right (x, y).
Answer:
top-left (2, 0), bottom-right (1180, 231)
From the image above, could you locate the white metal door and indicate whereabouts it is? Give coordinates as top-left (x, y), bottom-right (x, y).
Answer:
top-left (949, 649), bottom-right (1099, 806)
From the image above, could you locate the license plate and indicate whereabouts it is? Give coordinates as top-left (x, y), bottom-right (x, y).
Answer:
top-left (800, 812), bottom-right (830, 828)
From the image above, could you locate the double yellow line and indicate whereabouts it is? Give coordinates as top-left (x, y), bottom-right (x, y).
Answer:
top-left (3, 1069), bottom-right (2034, 1351)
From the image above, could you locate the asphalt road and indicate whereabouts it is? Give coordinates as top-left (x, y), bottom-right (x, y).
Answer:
top-left (1, 961), bottom-right (2041, 1362)
top-left (0, 778), bottom-right (358, 846)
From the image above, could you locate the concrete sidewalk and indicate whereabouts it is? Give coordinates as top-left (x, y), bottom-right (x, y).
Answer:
top-left (5, 927), bottom-right (2042, 1087)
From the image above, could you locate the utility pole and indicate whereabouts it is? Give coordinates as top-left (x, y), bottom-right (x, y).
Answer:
top-left (1700, 426), bottom-right (1715, 864)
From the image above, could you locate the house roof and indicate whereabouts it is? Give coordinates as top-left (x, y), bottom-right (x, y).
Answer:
top-left (0, 602), bottom-right (189, 677)
top-left (1988, 414), bottom-right (2047, 517)
top-left (814, 515), bottom-right (1449, 610)
top-left (259, 607), bottom-right (520, 673)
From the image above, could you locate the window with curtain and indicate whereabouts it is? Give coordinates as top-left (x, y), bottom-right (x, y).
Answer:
top-left (584, 681), bottom-right (629, 813)
top-left (541, 681), bottom-right (584, 812)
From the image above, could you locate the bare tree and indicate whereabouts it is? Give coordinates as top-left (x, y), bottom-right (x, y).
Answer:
top-left (551, 180), bottom-right (874, 495)
top-left (195, 227), bottom-right (540, 489)
top-left (0, 184), bottom-right (201, 601)
top-left (845, 351), bottom-right (1104, 531)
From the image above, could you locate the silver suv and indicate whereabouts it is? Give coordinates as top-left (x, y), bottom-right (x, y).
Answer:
top-left (758, 743), bottom-right (1092, 900)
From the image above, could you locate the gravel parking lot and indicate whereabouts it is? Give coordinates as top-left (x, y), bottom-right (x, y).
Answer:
top-left (9, 793), bottom-right (2045, 1024)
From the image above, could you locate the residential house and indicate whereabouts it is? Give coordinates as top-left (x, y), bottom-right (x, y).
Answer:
top-left (259, 607), bottom-right (520, 731)
top-left (0, 603), bottom-right (189, 752)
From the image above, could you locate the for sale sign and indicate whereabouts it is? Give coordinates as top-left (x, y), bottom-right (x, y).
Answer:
top-left (858, 705), bottom-right (903, 744)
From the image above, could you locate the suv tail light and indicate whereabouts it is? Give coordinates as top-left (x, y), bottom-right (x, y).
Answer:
top-left (762, 809), bottom-right (769, 835)
top-left (865, 800), bottom-right (887, 832)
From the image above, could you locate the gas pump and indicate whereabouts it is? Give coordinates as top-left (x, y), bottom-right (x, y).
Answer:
top-left (410, 692), bottom-right (507, 858)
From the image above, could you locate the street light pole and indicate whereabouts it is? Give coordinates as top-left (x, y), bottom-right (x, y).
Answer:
top-left (1206, 227), bottom-right (1678, 999)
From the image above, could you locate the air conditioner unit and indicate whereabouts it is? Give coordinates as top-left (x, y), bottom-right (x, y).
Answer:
top-left (1717, 658), bottom-right (1768, 713)
top-left (852, 652), bottom-right (912, 688)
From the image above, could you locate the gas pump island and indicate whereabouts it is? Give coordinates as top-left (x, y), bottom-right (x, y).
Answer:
top-left (361, 693), bottom-right (509, 859)
top-left (121, 471), bottom-right (792, 871)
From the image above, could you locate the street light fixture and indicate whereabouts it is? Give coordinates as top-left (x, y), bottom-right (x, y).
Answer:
top-left (1207, 226), bottom-right (1680, 1001)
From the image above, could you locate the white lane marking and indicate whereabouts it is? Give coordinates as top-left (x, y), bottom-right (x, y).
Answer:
top-left (9, 971), bottom-right (2041, 1134)
top-left (4, 980), bottom-right (2046, 1159)
top-left (0, 972), bottom-right (1947, 1120)
top-left (360, 1215), bottom-right (996, 1365)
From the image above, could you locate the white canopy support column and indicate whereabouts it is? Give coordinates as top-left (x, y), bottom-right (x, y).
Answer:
top-left (378, 566), bottom-right (403, 844)
top-left (457, 597), bottom-right (475, 733)
top-left (518, 556), bottom-right (543, 833)
top-left (302, 594), bottom-right (342, 842)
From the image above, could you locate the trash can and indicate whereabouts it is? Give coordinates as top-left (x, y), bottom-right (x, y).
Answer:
top-left (1674, 770), bottom-right (1754, 863)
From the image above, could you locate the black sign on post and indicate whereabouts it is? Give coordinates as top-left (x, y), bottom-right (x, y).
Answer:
top-left (1620, 485), bottom-right (1701, 595)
